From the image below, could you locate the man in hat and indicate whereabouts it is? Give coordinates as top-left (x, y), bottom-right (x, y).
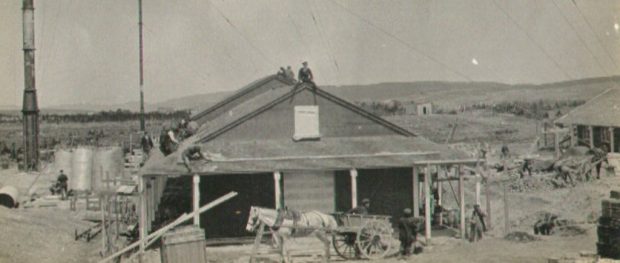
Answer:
top-left (52, 170), bottom-right (69, 200)
top-left (469, 204), bottom-right (486, 242)
top-left (298, 61), bottom-right (314, 85)
top-left (398, 208), bottom-right (420, 257)
top-left (348, 198), bottom-right (370, 215)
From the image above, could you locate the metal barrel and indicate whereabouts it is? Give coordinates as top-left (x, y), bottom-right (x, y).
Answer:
top-left (0, 186), bottom-right (20, 208)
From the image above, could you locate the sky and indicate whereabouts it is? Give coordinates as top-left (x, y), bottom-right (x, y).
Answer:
top-left (0, 0), bottom-right (619, 108)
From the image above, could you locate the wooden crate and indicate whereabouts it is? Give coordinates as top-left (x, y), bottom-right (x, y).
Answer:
top-left (161, 225), bottom-right (207, 263)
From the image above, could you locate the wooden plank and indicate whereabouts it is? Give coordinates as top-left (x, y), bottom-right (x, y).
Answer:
top-left (503, 183), bottom-right (510, 235)
top-left (413, 166), bottom-right (419, 217)
top-left (139, 176), bottom-right (147, 261)
top-left (438, 177), bottom-right (443, 226)
top-left (485, 181), bottom-right (492, 230)
top-left (273, 172), bottom-right (282, 209)
top-left (413, 159), bottom-right (480, 165)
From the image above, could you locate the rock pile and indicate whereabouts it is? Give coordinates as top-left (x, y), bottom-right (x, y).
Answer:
top-left (597, 190), bottom-right (620, 259)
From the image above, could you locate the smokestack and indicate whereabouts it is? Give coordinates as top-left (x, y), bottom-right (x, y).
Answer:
top-left (22, 0), bottom-right (39, 171)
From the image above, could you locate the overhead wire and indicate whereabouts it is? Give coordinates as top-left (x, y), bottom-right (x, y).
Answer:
top-left (308, 0), bottom-right (340, 73)
top-left (550, 0), bottom-right (609, 76)
top-left (326, 0), bottom-right (474, 82)
top-left (490, 0), bottom-right (572, 80)
top-left (570, 0), bottom-right (619, 70)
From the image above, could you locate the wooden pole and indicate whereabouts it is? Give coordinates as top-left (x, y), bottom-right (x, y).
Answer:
top-left (571, 124), bottom-right (576, 146)
top-left (589, 126), bottom-right (594, 148)
top-left (424, 164), bottom-right (432, 244)
top-left (413, 166), bottom-right (419, 217)
top-left (485, 180), bottom-right (492, 230)
top-left (193, 174), bottom-right (200, 226)
top-left (458, 166), bottom-right (465, 240)
top-left (101, 196), bottom-right (107, 255)
top-left (503, 183), bottom-right (510, 235)
top-left (554, 129), bottom-right (561, 159)
top-left (139, 176), bottom-right (147, 260)
top-left (610, 127), bottom-right (615, 153)
top-left (350, 169), bottom-right (358, 208)
top-left (438, 170), bottom-right (443, 226)
top-left (475, 177), bottom-right (481, 205)
top-left (273, 172), bottom-right (282, 209)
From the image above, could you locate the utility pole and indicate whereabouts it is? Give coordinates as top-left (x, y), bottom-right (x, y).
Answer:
top-left (22, 0), bottom-right (39, 171)
top-left (138, 0), bottom-right (146, 132)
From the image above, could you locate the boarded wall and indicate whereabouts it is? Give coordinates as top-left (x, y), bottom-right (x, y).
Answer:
top-left (283, 171), bottom-right (334, 212)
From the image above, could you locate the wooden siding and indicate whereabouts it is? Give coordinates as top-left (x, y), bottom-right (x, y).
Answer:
top-left (283, 171), bottom-right (335, 213)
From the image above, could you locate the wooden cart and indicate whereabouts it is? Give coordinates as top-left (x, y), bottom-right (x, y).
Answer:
top-left (331, 213), bottom-right (395, 260)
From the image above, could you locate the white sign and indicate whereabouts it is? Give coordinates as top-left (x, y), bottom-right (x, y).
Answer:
top-left (293, 105), bottom-right (320, 141)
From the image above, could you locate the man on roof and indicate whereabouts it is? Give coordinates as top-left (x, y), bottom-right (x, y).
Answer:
top-left (181, 145), bottom-right (212, 173)
top-left (298, 61), bottom-right (314, 85)
top-left (285, 65), bottom-right (295, 81)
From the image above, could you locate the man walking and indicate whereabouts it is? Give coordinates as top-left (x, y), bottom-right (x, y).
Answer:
top-left (398, 208), bottom-right (419, 257)
top-left (469, 204), bottom-right (486, 242)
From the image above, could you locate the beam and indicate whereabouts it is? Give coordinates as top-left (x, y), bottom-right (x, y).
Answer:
top-left (193, 174), bottom-right (200, 226)
top-left (413, 159), bottom-right (480, 166)
top-left (475, 176), bottom-right (481, 205)
top-left (413, 166), bottom-right (419, 217)
top-left (424, 164), bottom-right (432, 244)
top-left (216, 151), bottom-right (439, 163)
top-left (458, 166), bottom-right (465, 240)
top-left (485, 180), bottom-right (492, 230)
top-left (570, 124), bottom-right (576, 146)
top-left (139, 176), bottom-right (147, 257)
top-left (350, 169), bottom-right (358, 208)
top-left (589, 126), bottom-right (594, 148)
top-left (503, 183), bottom-right (510, 235)
top-left (437, 174), bottom-right (443, 226)
top-left (273, 172), bottom-right (282, 209)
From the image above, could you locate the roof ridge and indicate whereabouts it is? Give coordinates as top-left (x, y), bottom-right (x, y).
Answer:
top-left (555, 88), bottom-right (614, 124)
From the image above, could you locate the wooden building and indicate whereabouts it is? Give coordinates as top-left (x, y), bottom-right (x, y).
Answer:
top-left (556, 89), bottom-right (620, 152)
top-left (140, 75), bottom-right (478, 242)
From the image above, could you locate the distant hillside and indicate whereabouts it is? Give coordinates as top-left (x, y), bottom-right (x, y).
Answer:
top-left (8, 75), bottom-right (617, 113)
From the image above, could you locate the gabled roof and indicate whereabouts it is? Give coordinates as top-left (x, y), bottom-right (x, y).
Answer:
top-left (556, 89), bottom-right (620, 127)
top-left (194, 83), bottom-right (416, 143)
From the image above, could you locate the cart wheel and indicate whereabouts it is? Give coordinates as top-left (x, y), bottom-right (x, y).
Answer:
top-left (332, 233), bottom-right (358, 259)
top-left (356, 220), bottom-right (393, 260)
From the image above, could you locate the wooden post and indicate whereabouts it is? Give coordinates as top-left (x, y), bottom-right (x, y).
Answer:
top-left (458, 166), bottom-right (465, 240)
top-left (139, 176), bottom-right (147, 260)
top-left (193, 174), bottom-right (200, 226)
top-left (273, 172), bottom-right (282, 209)
top-left (485, 181), bottom-right (492, 230)
top-left (101, 196), bottom-right (107, 255)
top-left (413, 166), bottom-right (419, 217)
top-left (503, 183), bottom-right (510, 235)
top-left (437, 170), bottom-right (443, 226)
top-left (350, 169), bottom-right (358, 208)
top-left (610, 127), bottom-right (615, 153)
top-left (554, 129), bottom-right (561, 159)
top-left (475, 177), bottom-right (481, 205)
top-left (570, 124), bottom-right (576, 146)
top-left (424, 164), bottom-right (432, 244)
top-left (589, 126), bottom-right (594, 148)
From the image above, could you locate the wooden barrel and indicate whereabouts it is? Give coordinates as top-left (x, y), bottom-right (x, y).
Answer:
top-left (160, 225), bottom-right (207, 263)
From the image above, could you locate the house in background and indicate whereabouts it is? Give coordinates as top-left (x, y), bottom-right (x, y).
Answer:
top-left (403, 101), bottom-right (433, 116)
top-left (556, 88), bottom-right (620, 153)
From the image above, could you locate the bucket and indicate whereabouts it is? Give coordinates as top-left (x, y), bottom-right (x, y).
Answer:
top-left (71, 148), bottom-right (93, 191)
top-left (160, 225), bottom-right (207, 263)
top-left (92, 147), bottom-right (123, 191)
top-left (0, 186), bottom-right (19, 208)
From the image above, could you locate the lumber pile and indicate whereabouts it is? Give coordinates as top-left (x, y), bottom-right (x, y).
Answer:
top-left (597, 190), bottom-right (620, 259)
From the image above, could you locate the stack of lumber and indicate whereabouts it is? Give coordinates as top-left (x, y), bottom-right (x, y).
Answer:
top-left (598, 190), bottom-right (620, 259)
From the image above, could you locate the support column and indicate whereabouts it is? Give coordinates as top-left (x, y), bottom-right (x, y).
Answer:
top-left (485, 181), bottom-right (492, 230)
top-left (193, 174), bottom-right (200, 226)
top-left (350, 169), bottom-right (358, 208)
top-left (610, 127), bottom-right (615, 153)
top-left (589, 126), bottom-right (594, 148)
top-left (475, 176), bottom-right (481, 205)
top-left (139, 176), bottom-right (147, 256)
top-left (458, 166), bottom-right (465, 240)
top-left (273, 172), bottom-right (282, 209)
top-left (554, 130), bottom-right (561, 159)
top-left (424, 164), bottom-right (432, 244)
top-left (413, 166), bottom-right (419, 217)
top-left (437, 170), bottom-right (443, 226)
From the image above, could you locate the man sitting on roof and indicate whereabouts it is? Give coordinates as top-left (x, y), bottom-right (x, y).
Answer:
top-left (298, 61), bottom-right (315, 86)
top-left (181, 145), bottom-right (211, 173)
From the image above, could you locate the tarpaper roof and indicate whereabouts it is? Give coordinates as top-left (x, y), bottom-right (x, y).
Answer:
top-left (556, 89), bottom-right (620, 127)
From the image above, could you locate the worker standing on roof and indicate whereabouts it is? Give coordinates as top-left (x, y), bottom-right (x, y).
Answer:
top-left (298, 61), bottom-right (314, 85)
top-left (285, 66), bottom-right (295, 81)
